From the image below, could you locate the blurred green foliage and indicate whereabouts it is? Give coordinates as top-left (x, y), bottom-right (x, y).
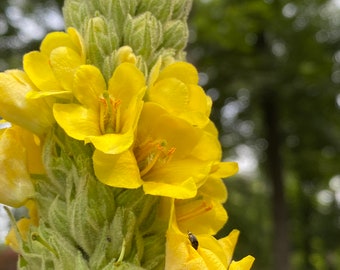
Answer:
top-left (1, 0), bottom-right (340, 269)
top-left (188, 0), bottom-right (340, 269)
top-left (0, 0), bottom-right (64, 70)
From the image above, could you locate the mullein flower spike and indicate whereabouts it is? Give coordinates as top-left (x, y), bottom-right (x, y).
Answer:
top-left (0, 0), bottom-right (254, 269)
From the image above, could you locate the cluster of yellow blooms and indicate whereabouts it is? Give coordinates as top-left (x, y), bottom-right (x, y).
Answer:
top-left (0, 5), bottom-right (254, 269)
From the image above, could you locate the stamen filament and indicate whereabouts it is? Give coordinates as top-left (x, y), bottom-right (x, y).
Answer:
top-left (140, 147), bottom-right (162, 177)
top-left (99, 92), bottom-right (122, 134)
top-left (113, 99), bottom-right (121, 132)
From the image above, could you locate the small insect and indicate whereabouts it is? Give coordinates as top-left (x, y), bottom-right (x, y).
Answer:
top-left (188, 231), bottom-right (199, 250)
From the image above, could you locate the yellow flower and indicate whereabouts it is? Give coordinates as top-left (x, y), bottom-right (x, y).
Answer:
top-left (165, 218), bottom-right (254, 270)
top-left (0, 124), bottom-right (43, 207)
top-left (93, 103), bottom-right (215, 198)
top-left (0, 27), bottom-right (84, 135)
top-left (53, 63), bottom-right (146, 154)
top-left (174, 183), bottom-right (228, 236)
top-left (147, 61), bottom-right (212, 128)
top-left (0, 70), bottom-right (55, 135)
top-left (24, 27), bottom-right (85, 98)
top-left (5, 200), bottom-right (39, 252)
top-left (174, 164), bottom-right (237, 236)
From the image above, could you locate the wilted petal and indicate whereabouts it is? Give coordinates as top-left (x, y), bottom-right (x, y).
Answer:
top-left (0, 70), bottom-right (54, 135)
top-left (0, 126), bottom-right (36, 207)
top-left (5, 200), bottom-right (39, 252)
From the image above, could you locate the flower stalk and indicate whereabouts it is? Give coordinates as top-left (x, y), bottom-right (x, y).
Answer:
top-left (0, 0), bottom-right (254, 269)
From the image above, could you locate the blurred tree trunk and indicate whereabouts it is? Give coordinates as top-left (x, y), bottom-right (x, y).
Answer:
top-left (0, 248), bottom-right (17, 270)
top-left (262, 92), bottom-right (291, 270)
top-left (298, 185), bottom-right (314, 269)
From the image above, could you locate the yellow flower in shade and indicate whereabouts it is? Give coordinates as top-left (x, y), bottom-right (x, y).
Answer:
top-left (53, 63), bottom-right (146, 154)
top-left (174, 162), bottom-right (237, 236)
top-left (147, 60), bottom-right (212, 128)
top-left (5, 200), bottom-right (39, 252)
top-left (0, 70), bottom-right (55, 135)
top-left (24, 27), bottom-right (85, 99)
top-left (165, 207), bottom-right (255, 270)
top-left (0, 124), bottom-right (43, 207)
top-left (175, 179), bottom-right (229, 236)
top-left (93, 102), bottom-right (215, 198)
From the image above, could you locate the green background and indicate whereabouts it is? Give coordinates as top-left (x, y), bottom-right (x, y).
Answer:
top-left (1, 0), bottom-right (340, 269)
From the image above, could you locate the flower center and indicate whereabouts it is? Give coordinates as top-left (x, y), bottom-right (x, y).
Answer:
top-left (99, 91), bottom-right (121, 134)
top-left (134, 139), bottom-right (176, 177)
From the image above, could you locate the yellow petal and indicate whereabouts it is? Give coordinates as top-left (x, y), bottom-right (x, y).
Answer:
top-left (25, 200), bottom-right (39, 226)
top-left (176, 197), bottom-right (228, 235)
top-left (67, 27), bottom-right (86, 62)
top-left (143, 177), bottom-right (197, 199)
top-left (93, 150), bottom-right (142, 188)
top-left (23, 51), bottom-right (63, 91)
top-left (0, 70), bottom-right (54, 135)
top-left (5, 217), bottom-right (31, 252)
top-left (218, 229), bottom-right (240, 265)
top-left (165, 229), bottom-right (208, 270)
top-left (199, 234), bottom-right (230, 268)
top-left (198, 248), bottom-right (226, 270)
top-left (158, 62), bottom-right (199, 85)
top-left (212, 162), bottom-right (239, 178)
top-left (138, 103), bottom-right (202, 158)
top-left (108, 62), bottom-right (146, 107)
top-left (87, 131), bottom-right (135, 154)
top-left (148, 57), bottom-right (162, 86)
top-left (191, 131), bottom-right (222, 162)
top-left (142, 158), bottom-right (211, 199)
top-left (148, 63), bottom-right (211, 127)
top-left (148, 78), bottom-right (189, 112)
top-left (0, 126), bottom-right (35, 207)
top-left (40, 28), bottom-right (81, 57)
top-left (203, 120), bottom-right (219, 136)
top-left (229, 256), bottom-right (255, 270)
top-left (53, 103), bottom-right (101, 140)
top-left (176, 88), bottom-right (211, 127)
top-left (187, 85), bottom-right (212, 116)
top-left (73, 65), bottom-right (106, 109)
top-left (199, 177), bottom-right (228, 203)
top-left (19, 128), bottom-right (44, 174)
top-left (50, 47), bottom-right (83, 91)
top-left (26, 89), bottom-right (73, 99)
top-left (120, 96), bottom-right (144, 134)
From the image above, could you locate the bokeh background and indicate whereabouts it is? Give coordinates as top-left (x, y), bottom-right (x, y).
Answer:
top-left (1, 0), bottom-right (340, 269)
